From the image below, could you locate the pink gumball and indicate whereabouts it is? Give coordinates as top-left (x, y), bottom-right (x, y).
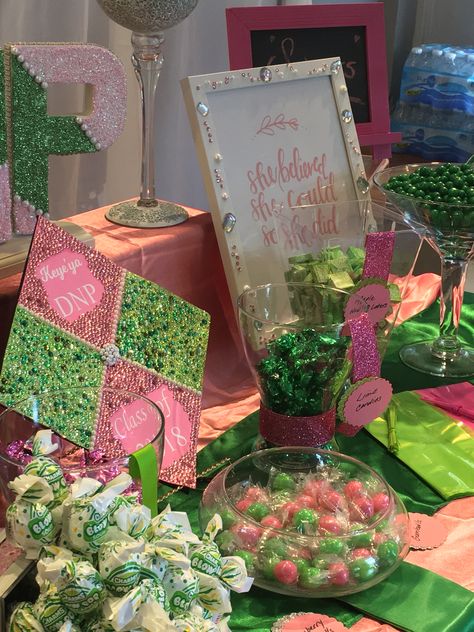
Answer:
top-left (298, 546), bottom-right (312, 560)
top-left (303, 479), bottom-right (327, 500)
top-left (230, 523), bottom-right (262, 548)
top-left (235, 499), bottom-right (252, 513)
top-left (281, 502), bottom-right (301, 523)
top-left (296, 494), bottom-right (317, 509)
top-left (373, 533), bottom-right (387, 546)
top-left (351, 548), bottom-right (371, 559)
top-left (318, 515), bottom-right (342, 535)
top-left (274, 560), bottom-right (298, 585)
top-left (349, 495), bottom-right (374, 521)
top-left (344, 480), bottom-right (364, 499)
top-left (329, 562), bottom-right (349, 586)
top-left (261, 515), bottom-right (283, 529)
top-left (320, 490), bottom-right (344, 512)
top-left (372, 492), bottom-right (390, 514)
top-left (245, 486), bottom-right (267, 502)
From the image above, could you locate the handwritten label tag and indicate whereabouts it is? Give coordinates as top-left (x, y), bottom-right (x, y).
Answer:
top-left (272, 613), bottom-right (348, 632)
top-left (339, 377), bottom-right (392, 427)
top-left (408, 513), bottom-right (448, 550)
top-left (345, 282), bottom-right (391, 326)
top-left (110, 398), bottom-right (162, 454)
top-left (36, 248), bottom-right (104, 322)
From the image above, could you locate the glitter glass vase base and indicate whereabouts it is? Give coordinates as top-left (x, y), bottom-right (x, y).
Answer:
top-left (400, 341), bottom-right (474, 378)
top-left (105, 200), bottom-right (189, 228)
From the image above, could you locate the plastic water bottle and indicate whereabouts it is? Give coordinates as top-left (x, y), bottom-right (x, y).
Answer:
top-left (405, 46), bottom-right (423, 68)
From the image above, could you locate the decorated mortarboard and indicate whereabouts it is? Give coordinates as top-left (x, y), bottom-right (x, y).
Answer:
top-left (0, 217), bottom-right (210, 487)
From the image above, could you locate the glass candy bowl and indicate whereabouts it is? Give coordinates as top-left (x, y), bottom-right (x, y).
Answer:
top-left (200, 448), bottom-right (409, 597)
top-left (0, 387), bottom-right (165, 528)
top-left (374, 163), bottom-right (474, 377)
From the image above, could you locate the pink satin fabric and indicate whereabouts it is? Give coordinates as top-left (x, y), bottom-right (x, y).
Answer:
top-left (390, 272), bottom-right (440, 325)
top-left (417, 382), bottom-right (474, 432)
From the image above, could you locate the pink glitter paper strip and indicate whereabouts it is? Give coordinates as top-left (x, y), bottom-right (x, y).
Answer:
top-left (15, 44), bottom-right (126, 149)
top-left (19, 217), bottom-right (124, 348)
top-left (12, 196), bottom-right (36, 235)
top-left (0, 162), bottom-right (12, 242)
top-left (363, 232), bottom-right (396, 281)
top-left (348, 313), bottom-right (381, 382)
top-left (259, 404), bottom-right (336, 447)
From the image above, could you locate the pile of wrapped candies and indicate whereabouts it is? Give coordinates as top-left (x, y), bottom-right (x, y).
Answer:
top-left (256, 328), bottom-right (350, 417)
top-left (6, 431), bottom-right (253, 632)
top-left (284, 246), bottom-right (401, 326)
top-left (212, 465), bottom-right (407, 593)
top-left (383, 163), bottom-right (474, 232)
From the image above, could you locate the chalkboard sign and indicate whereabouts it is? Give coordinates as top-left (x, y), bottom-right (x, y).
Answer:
top-left (226, 4), bottom-right (400, 159)
top-left (250, 26), bottom-right (369, 124)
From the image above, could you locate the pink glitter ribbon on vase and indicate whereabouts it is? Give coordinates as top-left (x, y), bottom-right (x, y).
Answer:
top-left (337, 312), bottom-right (382, 437)
top-left (259, 404), bottom-right (336, 447)
top-left (363, 232), bottom-right (396, 281)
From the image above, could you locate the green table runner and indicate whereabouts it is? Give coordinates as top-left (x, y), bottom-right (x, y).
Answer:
top-left (158, 296), bottom-right (474, 631)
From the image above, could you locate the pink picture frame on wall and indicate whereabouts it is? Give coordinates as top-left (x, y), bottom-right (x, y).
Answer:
top-left (226, 3), bottom-right (400, 159)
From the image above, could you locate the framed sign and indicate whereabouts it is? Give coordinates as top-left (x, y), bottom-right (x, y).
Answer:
top-left (226, 4), bottom-right (400, 159)
top-left (181, 57), bottom-right (370, 304)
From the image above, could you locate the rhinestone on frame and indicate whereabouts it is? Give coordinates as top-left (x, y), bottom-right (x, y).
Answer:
top-left (196, 102), bottom-right (209, 116)
top-left (341, 109), bottom-right (353, 123)
top-left (330, 60), bottom-right (342, 74)
top-left (357, 177), bottom-right (370, 194)
top-left (222, 213), bottom-right (236, 233)
top-left (260, 67), bottom-right (272, 82)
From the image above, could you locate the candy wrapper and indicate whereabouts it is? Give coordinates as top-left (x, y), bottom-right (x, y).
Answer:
top-left (62, 473), bottom-right (132, 555)
top-left (98, 538), bottom-right (145, 596)
top-left (24, 456), bottom-right (68, 504)
top-left (9, 602), bottom-right (45, 632)
top-left (7, 432), bottom-right (254, 631)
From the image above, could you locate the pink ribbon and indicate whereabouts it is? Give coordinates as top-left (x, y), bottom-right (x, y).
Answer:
top-left (259, 403), bottom-right (336, 447)
top-left (363, 232), bottom-right (395, 281)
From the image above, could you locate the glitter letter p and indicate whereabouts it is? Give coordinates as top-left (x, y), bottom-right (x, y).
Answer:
top-left (4, 43), bottom-right (127, 236)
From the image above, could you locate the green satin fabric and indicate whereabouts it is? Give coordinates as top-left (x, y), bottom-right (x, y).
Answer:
top-left (367, 392), bottom-right (474, 500)
top-left (158, 295), bottom-right (474, 631)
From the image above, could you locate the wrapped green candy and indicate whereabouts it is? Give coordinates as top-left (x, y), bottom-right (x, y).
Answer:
top-left (103, 579), bottom-right (173, 631)
top-left (34, 589), bottom-right (76, 632)
top-left (7, 500), bottom-right (58, 558)
top-left (162, 563), bottom-right (200, 615)
top-left (8, 474), bottom-right (54, 507)
top-left (9, 602), bottom-right (45, 632)
top-left (62, 473), bottom-right (132, 555)
top-left (148, 507), bottom-right (200, 556)
top-left (173, 610), bottom-right (223, 632)
top-left (111, 496), bottom-right (151, 539)
top-left (98, 538), bottom-right (144, 596)
top-left (139, 542), bottom-right (169, 582)
top-left (57, 623), bottom-right (81, 632)
top-left (24, 456), bottom-right (68, 505)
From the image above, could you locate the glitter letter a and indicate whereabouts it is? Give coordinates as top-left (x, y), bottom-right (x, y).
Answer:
top-left (4, 43), bottom-right (127, 235)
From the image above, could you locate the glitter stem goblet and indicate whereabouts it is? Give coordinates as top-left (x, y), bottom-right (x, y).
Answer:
top-left (96, 0), bottom-right (199, 228)
top-left (374, 163), bottom-right (474, 378)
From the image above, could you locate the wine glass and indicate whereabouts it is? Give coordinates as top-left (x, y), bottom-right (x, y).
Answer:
top-left (96, 0), bottom-right (199, 228)
top-left (374, 163), bottom-right (474, 378)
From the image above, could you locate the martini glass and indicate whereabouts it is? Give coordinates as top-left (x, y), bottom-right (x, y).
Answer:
top-left (374, 163), bottom-right (474, 378)
top-left (96, 0), bottom-right (199, 228)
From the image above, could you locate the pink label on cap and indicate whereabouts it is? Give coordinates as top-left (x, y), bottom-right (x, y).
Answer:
top-left (110, 398), bottom-right (162, 454)
top-left (345, 283), bottom-right (391, 325)
top-left (146, 385), bottom-right (191, 471)
top-left (273, 613), bottom-right (348, 632)
top-left (36, 248), bottom-right (104, 322)
top-left (342, 377), bottom-right (392, 427)
top-left (408, 513), bottom-right (448, 550)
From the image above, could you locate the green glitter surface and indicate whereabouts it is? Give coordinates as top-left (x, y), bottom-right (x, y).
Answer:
top-left (0, 53), bottom-right (7, 164)
top-left (116, 273), bottom-right (210, 392)
top-left (10, 55), bottom-right (96, 212)
top-left (0, 307), bottom-right (104, 448)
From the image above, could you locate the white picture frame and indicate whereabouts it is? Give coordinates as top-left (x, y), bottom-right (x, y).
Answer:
top-left (181, 57), bottom-right (370, 304)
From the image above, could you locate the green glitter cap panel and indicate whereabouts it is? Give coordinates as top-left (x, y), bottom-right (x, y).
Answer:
top-left (0, 306), bottom-right (104, 448)
top-left (116, 273), bottom-right (210, 393)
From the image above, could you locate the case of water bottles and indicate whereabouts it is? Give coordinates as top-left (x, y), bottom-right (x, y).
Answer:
top-left (392, 44), bottom-right (474, 162)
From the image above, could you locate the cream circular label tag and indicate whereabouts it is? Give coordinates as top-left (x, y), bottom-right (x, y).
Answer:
top-left (408, 513), bottom-right (448, 550)
top-left (345, 282), bottom-right (391, 325)
top-left (338, 377), bottom-right (392, 427)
